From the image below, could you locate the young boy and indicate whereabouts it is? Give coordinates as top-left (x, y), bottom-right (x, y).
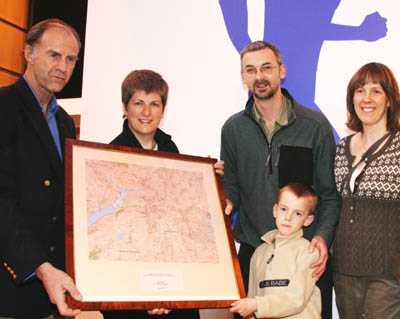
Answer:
top-left (231, 182), bottom-right (321, 318)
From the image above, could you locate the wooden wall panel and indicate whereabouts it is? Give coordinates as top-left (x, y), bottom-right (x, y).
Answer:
top-left (0, 21), bottom-right (25, 74)
top-left (0, 0), bottom-right (29, 29)
top-left (0, 70), bottom-right (18, 87)
top-left (71, 114), bottom-right (81, 139)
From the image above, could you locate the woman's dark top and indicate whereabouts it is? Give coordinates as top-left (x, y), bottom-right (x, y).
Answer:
top-left (110, 119), bottom-right (179, 153)
top-left (333, 131), bottom-right (400, 280)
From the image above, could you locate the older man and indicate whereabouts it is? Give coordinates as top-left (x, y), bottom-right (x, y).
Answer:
top-left (221, 41), bottom-right (341, 319)
top-left (0, 19), bottom-right (82, 318)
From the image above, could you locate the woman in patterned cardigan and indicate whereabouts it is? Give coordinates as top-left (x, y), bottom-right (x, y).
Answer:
top-left (333, 62), bottom-right (400, 319)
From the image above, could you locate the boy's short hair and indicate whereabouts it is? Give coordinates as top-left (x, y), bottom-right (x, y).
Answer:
top-left (277, 182), bottom-right (318, 215)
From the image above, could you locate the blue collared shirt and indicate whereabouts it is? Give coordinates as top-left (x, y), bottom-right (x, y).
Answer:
top-left (23, 76), bottom-right (63, 160)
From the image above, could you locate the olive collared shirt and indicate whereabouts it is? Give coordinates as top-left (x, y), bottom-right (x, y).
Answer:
top-left (252, 96), bottom-right (292, 144)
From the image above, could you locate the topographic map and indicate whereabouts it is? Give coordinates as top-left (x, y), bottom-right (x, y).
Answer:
top-left (85, 159), bottom-right (219, 264)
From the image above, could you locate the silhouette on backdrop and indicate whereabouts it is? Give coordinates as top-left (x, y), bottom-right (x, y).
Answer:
top-left (219, 0), bottom-right (388, 141)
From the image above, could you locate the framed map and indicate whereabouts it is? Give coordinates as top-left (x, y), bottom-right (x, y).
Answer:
top-left (65, 139), bottom-right (245, 311)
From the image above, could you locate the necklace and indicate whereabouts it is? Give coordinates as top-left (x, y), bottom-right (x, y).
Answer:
top-left (360, 131), bottom-right (389, 155)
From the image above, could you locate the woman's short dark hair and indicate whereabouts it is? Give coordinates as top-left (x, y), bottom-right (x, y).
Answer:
top-left (346, 62), bottom-right (400, 132)
top-left (121, 70), bottom-right (169, 109)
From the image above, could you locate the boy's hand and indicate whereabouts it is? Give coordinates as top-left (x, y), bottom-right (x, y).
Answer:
top-left (230, 298), bottom-right (257, 317)
top-left (147, 308), bottom-right (171, 315)
top-left (309, 235), bottom-right (328, 280)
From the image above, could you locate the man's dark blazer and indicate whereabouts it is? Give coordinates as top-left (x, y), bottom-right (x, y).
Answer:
top-left (0, 77), bottom-right (76, 318)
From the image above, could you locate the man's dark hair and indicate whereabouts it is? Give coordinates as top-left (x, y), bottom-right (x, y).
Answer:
top-left (240, 41), bottom-right (283, 66)
top-left (26, 18), bottom-right (81, 51)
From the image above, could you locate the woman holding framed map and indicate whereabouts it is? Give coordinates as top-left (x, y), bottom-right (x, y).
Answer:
top-left (101, 69), bottom-right (224, 319)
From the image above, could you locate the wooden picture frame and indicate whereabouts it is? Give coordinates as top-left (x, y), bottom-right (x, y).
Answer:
top-left (65, 139), bottom-right (245, 311)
